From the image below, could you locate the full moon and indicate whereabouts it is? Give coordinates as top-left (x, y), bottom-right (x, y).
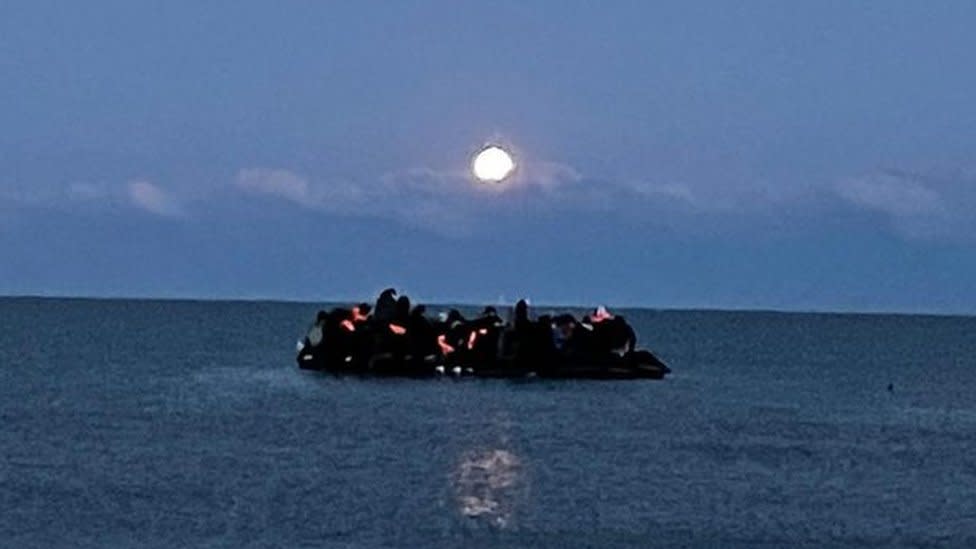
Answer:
top-left (472, 145), bottom-right (515, 183)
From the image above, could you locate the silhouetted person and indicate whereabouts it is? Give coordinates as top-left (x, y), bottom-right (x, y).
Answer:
top-left (536, 314), bottom-right (555, 349)
top-left (437, 309), bottom-right (468, 364)
top-left (305, 310), bottom-right (328, 346)
top-left (319, 307), bottom-right (356, 367)
top-left (530, 314), bottom-right (558, 373)
top-left (551, 314), bottom-right (577, 353)
top-left (344, 304), bottom-right (372, 369)
top-left (465, 307), bottom-right (504, 364)
top-left (581, 307), bottom-right (636, 356)
top-left (373, 295), bottom-right (411, 364)
top-left (609, 316), bottom-right (637, 354)
top-left (352, 302), bottom-right (371, 325)
top-left (373, 288), bottom-right (397, 325)
top-left (513, 300), bottom-right (531, 331)
top-left (296, 310), bottom-right (330, 368)
top-left (393, 295), bottom-right (411, 326)
top-left (408, 305), bottom-right (436, 359)
top-left (501, 299), bottom-right (532, 360)
top-left (435, 309), bottom-right (465, 334)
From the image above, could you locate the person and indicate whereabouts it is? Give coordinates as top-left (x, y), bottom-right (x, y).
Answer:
top-left (408, 304), bottom-right (437, 361)
top-left (480, 306), bottom-right (501, 322)
top-left (513, 300), bottom-right (531, 331)
top-left (608, 315), bottom-right (637, 355)
top-left (534, 314), bottom-right (556, 355)
top-left (551, 314), bottom-right (576, 353)
top-left (393, 295), bottom-right (411, 327)
top-left (352, 303), bottom-right (371, 325)
top-left (375, 294), bottom-right (411, 362)
top-left (373, 288), bottom-right (397, 325)
top-left (297, 292), bottom-right (648, 375)
top-left (296, 310), bottom-right (330, 368)
top-left (585, 305), bottom-right (614, 325)
top-left (436, 309), bottom-right (468, 363)
top-left (583, 306), bottom-right (614, 355)
top-left (501, 299), bottom-right (532, 360)
top-left (581, 305), bottom-right (636, 357)
top-left (305, 310), bottom-right (328, 347)
top-left (318, 307), bottom-right (357, 367)
top-left (343, 303), bottom-right (373, 369)
top-left (465, 306), bottom-right (505, 364)
top-left (555, 312), bottom-right (600, 360)
top-left (500, 309), bottom-right (516, 358)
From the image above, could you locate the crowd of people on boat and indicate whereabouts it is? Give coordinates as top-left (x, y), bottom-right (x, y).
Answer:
top-left (298, 288), bottom-right (648, 372)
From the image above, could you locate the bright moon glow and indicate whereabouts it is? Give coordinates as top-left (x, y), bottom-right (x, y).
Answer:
top-left (472, 146), bottom-right (515, 183)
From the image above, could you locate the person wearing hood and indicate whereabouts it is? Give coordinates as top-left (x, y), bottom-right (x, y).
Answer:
top-left (373, 288), bottom-right (397, 325)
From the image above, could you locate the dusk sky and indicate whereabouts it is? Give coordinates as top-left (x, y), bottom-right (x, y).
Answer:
top-left (2, 2), bottom-right (975, 313)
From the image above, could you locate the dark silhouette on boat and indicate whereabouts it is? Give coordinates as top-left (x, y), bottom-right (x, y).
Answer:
top-left (296, 291), bottom-right (670, 380)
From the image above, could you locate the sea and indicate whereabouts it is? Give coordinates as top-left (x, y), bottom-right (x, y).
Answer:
top-left (2, 297), bottom-right (975, 548)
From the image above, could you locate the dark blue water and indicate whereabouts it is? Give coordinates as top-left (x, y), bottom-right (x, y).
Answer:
top-left (2, 298), bottom-right (976, 548)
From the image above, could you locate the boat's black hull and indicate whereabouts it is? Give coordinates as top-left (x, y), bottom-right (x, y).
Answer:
top-left (297, 350), bottom-right (670, 380)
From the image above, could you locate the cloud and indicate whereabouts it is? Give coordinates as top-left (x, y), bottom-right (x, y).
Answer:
top-left (127, 180), bottom-right (183, 217)
top-left (835, 173), bottom-right (945, 218)
top-left (5, 157), bottom-right (975, 246)
top-left (2, 178), bottom-right (193, 219)
top-left (518, 160), bottom-right (582, 189)
top-left (231, 160), bottom-right (681, 235)
top-left (832, 170), bottom-right (976, 240)
top-left (235, 168), bottom-right (311, 204)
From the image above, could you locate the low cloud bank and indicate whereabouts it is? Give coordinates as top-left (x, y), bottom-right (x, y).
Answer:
top-left (3, 161), bottom-right (975, 241)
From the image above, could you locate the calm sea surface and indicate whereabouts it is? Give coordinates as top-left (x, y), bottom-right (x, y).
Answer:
top-left (2, 297), bottom-right (975, 548)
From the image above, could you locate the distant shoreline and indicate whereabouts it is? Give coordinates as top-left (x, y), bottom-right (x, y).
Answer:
top-left (1, 293), bottom-right (973, 320)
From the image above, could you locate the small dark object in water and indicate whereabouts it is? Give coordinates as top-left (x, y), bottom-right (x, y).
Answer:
top-left (887, 383), bottom-right (894, 392)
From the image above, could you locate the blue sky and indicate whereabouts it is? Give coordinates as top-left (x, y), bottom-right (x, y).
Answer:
top-left (2, 1), bottom-right (975, 313)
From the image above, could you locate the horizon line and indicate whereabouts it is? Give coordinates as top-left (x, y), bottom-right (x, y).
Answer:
top-left (1, 292), bottom-right (973, 320)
